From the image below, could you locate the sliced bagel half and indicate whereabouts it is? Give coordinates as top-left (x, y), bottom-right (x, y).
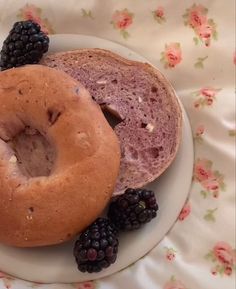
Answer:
top-left (42, 48), bottom-right (182, 194)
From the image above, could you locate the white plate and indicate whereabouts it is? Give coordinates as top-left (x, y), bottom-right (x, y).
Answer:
top-left (0, 34), bottom-right (194, 284)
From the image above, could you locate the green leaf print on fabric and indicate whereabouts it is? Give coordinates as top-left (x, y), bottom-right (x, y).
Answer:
top-left (194, 159), bottom-right (226, 198)
top-left (164, 276), bottom-right (188, 289)
top-left (81, 9), bottom-right (94, 19)
top-left (183, 4), bottom-right (218, 46)
top-left (204, 208), bottom-right (218, 222)
top-left (228, 129), bottom-right (236, 137)
top-left (111, 9), bottom-right (134, 39)
top-left (194, 56), bottom-right (208, 69)
top-left (200, 190), bottom-right (208, 198)
top-left (17, 3), bottom-right (55, 34)
top-left (120, 29), bottom-right (130, 40)
top-left (193, 37), bottom-right (199, 45)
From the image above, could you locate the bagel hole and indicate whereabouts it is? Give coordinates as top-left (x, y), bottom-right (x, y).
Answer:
top-left (8, 126), bottom-right (56, 178)
top-left (101, 105), bottom-right (123, 129)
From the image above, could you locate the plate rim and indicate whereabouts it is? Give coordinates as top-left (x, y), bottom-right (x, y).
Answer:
top-left (0, 34), bottom-right (194, 284)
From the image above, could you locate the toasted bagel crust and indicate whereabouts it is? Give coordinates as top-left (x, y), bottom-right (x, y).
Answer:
top-left (0, 65), bottom-right (120, 247)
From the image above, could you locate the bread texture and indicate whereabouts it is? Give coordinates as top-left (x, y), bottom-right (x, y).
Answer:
top-left (42, 49), bottom-right (182, 194)
top-left (0, 65), bottom-right (120, 247)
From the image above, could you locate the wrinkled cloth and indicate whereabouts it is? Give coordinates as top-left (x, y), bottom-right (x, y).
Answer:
top-left (0, 0), bottom-right (235, 288)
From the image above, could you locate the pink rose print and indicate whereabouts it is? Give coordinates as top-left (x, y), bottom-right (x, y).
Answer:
top-left (164, 276), bottom-right (187, 289)
top-left (234, 52), bottom-right (236, 65)
top-left (111, 9), bottom-right (134, 39)
top-left (196, 125), bottom-right (205, 136)
top-left (165, 247), bottom-right (177, 261)
top-left (73, 281), bottom-right (95, 289)
top-left (188, 4), bottom-right (207, 28)
top-left (178, 202), bottom-right (191, 221)
top-left (206, 242), bottom-right (236, 276)
top-left (193, 87), bottom-right (221, 108)
top-left (0, 271), bottom-right (15, 289)
top-left (183, 4), bottom-right (217, 46)
top-left (214, 242), bottom-right (236, 266)
top-left (194, 159), bottom-right (226, 198)
top-left (155, 7), bottom-right (164, 18)
top-left (18, 4), bottom-right (55, 34)
top-left (160, 43), bottom-right (182, 69)
top-left (204, 179), bottom-right (220, 193)
top-left (194, 159), bottom-right (213, 182)
top-left (194, 124), bottom-right (205, 143)
top-left (152, 6), bottom-right (166, 24)
top-left (201, 87), bottom-right (218, 98)
top-left (195, 23), bottom-right (213, 46)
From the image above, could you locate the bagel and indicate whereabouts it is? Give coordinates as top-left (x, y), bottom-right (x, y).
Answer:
top-left (0, 65), bottom-right (120, 247)
top-left (42, 49), bottom-right (182, 194)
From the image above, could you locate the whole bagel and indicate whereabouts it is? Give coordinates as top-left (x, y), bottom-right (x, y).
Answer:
top-left (0, 65), bottom-right (120, 247)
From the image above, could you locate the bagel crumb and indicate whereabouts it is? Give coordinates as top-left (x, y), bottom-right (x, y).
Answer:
top-left (96, 80), bottom-right (107, 85)
top-left (9, 155), bottom-right (17, 163)
top-left (146, 123), bottom-right (155, 133)
top-left (138, 97), bottom-right (143, 103)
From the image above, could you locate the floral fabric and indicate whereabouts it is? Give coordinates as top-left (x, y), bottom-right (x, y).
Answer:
top-left (0, 0), bottom-right (235, 288)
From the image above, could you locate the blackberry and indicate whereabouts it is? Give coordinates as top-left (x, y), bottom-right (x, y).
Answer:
top-left (108, 188), bottom-right (158, 231)
top-left (0, 20), bottom-right (49, 70)
top-left (74, 218), bottom-right (119, 273)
